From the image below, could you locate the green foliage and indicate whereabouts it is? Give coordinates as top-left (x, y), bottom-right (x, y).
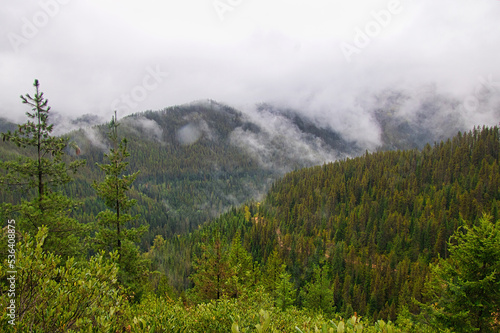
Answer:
top-left (0, 79), bottom-right (84, 196)
top-left (2, 82), bottom-right (499, 332)
top-left (0, 79), bottom-right (87, 258)
top-left (420, 214), bottom-right (500, 332)
top-left (0, 227), bottom-right (129, 332)
top-left (92, 112), bottom-right (149, 300)
top-left (232, 309), bottom-right (271, 333)
top-left (228, 232), bottom-right (255, 299)
top-left (262, 249), bottom-right (286, 301)
top-left (275, 268), bottom-right (296, 311)
top-left (66, 103), bottom-right (278, 247)
top-left (189, 231), bottom-right (233, 302)
top-left (250, 126), bottom-right (499, 320)
top-left (301, 264), bottom-right (336, 315)
top-left (15, 192), bottom-right (89, 259)
top-left (152, 126), bottom-right (500, 323)
top-left (129, 293), bottom-right (422, 333)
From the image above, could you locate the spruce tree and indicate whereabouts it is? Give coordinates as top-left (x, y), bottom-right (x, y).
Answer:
top-left (300, 264), bottom-right (335, 315)
top-left (189, 230), bottom-right (232, 302)
top-left (0, 79), bottom-right (87, 258)
top-left (227, 232), bottom-right (254, 298)
top-left (93, 112), bottom-right (149, 300)
top-left (421, 214), bottom-right (500, 332)
top-left (262, 249), bottom-right (285, 299)
top-left (275, 267), bottom-right (296, 311)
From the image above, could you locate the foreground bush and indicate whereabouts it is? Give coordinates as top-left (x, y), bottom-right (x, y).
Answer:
top-left (0, 227), bottom-right (130, 332)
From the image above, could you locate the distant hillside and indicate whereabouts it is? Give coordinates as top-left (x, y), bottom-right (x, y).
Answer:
top-left (372, 88), bottom-right (466, 150)
top-left (150, 126), bottom-right (500, 320)
top-left (0, 98), bottom-right (475, 248)
top-left (0, 117), bottom-right (17, 134)
top-left (0, 101), bottom-right (350, 247)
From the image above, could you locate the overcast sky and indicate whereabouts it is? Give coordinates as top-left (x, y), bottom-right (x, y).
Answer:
top-left (1, 0), bottom-right (499, 126)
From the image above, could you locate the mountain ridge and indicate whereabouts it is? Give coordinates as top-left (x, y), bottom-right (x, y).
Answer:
top-left (0, 98), bottom-right (477, 247)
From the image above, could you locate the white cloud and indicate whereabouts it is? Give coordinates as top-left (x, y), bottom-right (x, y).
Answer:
top-left (1, 0), bottom-right (499, 140)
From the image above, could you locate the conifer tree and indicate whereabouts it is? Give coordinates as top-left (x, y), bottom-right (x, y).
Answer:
top-left (93, 112), bottom-right (149, 299)
top-left (262, 249), bottom-right (286, 303)
top-left (0, 79), bottom-right (87, 258)
top-left (227, 232), bottom-right (254, 298)
top-left (275, 267), bottom-right (296, 311)
top-left (300, 264), bottom-right (335, 315)
top-left (421, 214), bottom-right (500, 332)
top-left (190, 230), bottom-right (232, 302)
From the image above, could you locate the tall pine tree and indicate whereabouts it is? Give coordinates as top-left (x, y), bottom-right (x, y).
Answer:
top-left (0, 79), bottom-right (87, 258)
top-left (93, 112), bottom-right (149, 300)
top-left (189, 229), bottom-right (232, 302)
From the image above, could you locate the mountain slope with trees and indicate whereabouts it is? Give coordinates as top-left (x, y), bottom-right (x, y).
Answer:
top-left (0, 96), bottom-right (474, 249)
top-left (150, 125), bottom-right (500, 327)
top-left (1, 80), bottom-right (499, 331)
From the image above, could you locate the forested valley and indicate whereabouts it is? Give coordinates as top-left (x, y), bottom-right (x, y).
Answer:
top-left (1, 81), bottom-right (499, 332)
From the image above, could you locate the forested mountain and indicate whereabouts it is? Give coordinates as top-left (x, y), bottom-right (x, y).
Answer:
top-left (1, 83), bottom-right (499, 331)
top-left (149, 126), bottom-right (500, 323)
top-left (0, 97), bottom-right (473, 249)
top-left (63, 100), bottom-right (361, 247)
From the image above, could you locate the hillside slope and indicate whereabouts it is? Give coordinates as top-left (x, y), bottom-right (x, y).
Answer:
top-left (0, 98), bottom-right (476, 247)
top-left (0, 101), bottom-right (360, 247)
top-left (151, 126), bottom-right (500, 320)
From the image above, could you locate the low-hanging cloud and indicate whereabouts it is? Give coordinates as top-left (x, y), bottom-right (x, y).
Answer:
top-left (1, 0), bottom-right (499, 151)
top-left (176, 110), bottom-right (216, 145)
top-left (122, 116), bottom-right (164, 143)
top-left (82, 126), bottom-right (108, 152)
top-left (177, 123), bottom-right (202, 146)
top-left (230, 106), bottom-right (348, 173)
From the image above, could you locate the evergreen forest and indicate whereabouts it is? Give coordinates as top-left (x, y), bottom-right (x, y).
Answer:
top-left (1, 81), bottom-right (499, 332)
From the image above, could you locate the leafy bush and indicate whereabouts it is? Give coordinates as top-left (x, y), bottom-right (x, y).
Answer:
top-left (0, 227), bottom-right (130, 332)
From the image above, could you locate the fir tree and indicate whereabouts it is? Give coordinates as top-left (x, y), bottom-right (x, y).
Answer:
top-left (275, 267), bottom-right (296, 311)
top-left (0, 79), bottom-right (87, 258)
top-left (262, 249), bottom-right (286, 302)
top-left (300, 264), bottom-right (335, 315)
top-left (421, 214), bottom-right (500, 332)
top-left (93, 112), bottom-right (149, 299)
top-left (189, 230), bottom-right (233, 302)
top-left (227, 232), bottom-right (254, 298)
